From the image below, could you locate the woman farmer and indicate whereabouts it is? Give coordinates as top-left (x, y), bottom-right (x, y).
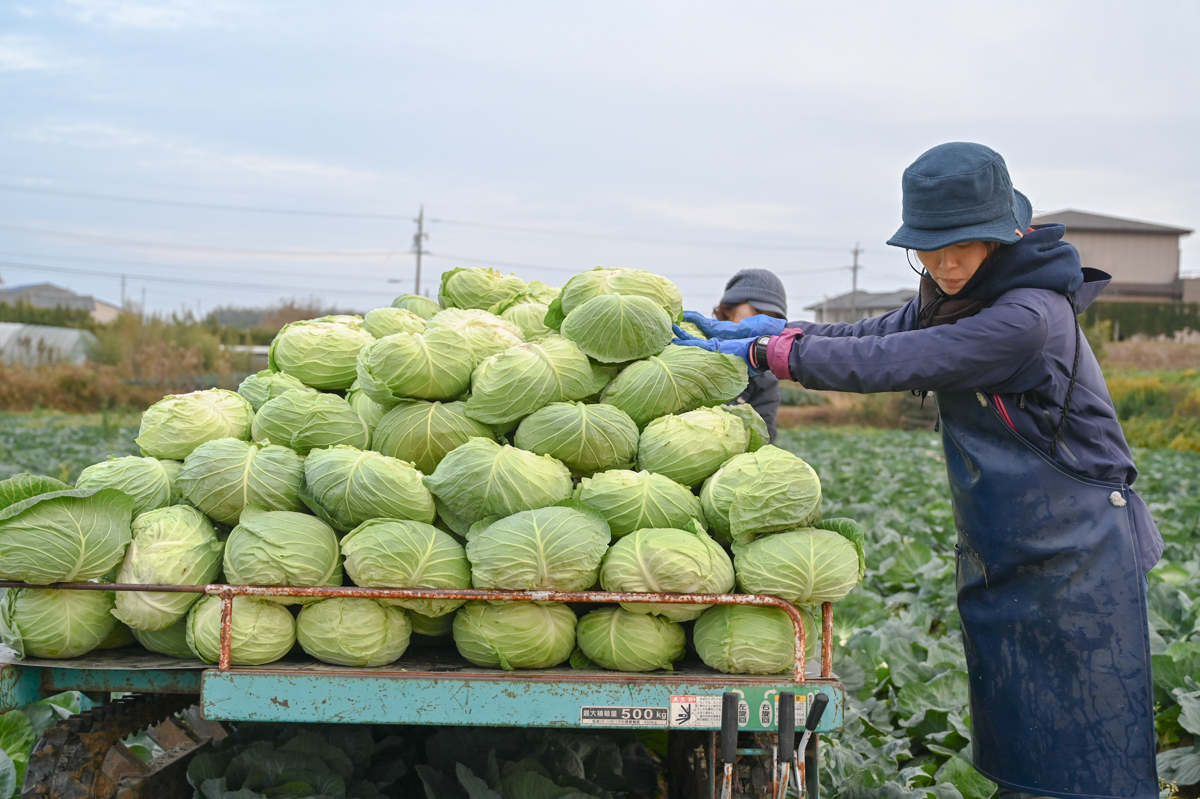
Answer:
top-left (707, 268), bottom-right (788, 442)
top-left (677, 142), bottom-right (1161, 799)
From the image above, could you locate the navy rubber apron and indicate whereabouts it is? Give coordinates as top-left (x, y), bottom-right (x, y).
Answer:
top-left (937, 388), bottom-right (1158, 799)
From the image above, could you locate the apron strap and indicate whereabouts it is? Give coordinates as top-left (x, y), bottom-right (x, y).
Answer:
top-left (1049, 293), bottom-right (1081, 457)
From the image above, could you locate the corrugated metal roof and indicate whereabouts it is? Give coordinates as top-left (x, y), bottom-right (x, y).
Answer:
top-left (1033, 210), bottom-right (1193, 236)
top-left (803, 289), bottom-right (917, 312)
top-left (0, 323), bottom-right (97, 366)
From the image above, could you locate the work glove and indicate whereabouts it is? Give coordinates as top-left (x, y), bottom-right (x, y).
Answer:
top-left (672, 327), bottom-right (762, 376)
top-left (682, 310), bottom-right (787, 340)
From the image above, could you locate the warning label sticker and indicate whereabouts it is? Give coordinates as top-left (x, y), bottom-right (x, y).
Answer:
top-left (669, 695), bottom-right (748, 728)
top-left (579, 706), bottom-right (668, 727)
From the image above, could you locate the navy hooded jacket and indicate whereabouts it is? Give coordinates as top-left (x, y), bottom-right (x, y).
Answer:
top-left (781, 224), bottom-right (1164, 571)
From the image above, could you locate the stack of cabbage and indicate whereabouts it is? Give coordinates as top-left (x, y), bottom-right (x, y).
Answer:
top-left (0, 266), bottom-right (864, 674)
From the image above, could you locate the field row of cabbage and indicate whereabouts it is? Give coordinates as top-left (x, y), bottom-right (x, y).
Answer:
top-left (2, 413), bottom-right (1198, 795)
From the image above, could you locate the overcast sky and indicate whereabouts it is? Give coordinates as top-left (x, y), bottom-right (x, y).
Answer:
top-left (0, 0), bottom-right (1197, 318)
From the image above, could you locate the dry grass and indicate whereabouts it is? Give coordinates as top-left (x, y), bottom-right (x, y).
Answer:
top-left (1102, 341), bottom-right (1200, 371)
top-left (778, 391), bottom-right (938, 430)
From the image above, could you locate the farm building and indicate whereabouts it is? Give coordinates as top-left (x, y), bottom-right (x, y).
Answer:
top-left (803, 289), bottom-right (917, 324)
top-left (1032, 210), bottom-right (1196, 303)
top-left (0, 323), bottom-right (97, 366)
top-left (0, 282), bottom-right (122, 323)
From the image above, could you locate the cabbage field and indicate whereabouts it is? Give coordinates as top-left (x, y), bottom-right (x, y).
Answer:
top-left (1, 408), bottom-right (1196, 796)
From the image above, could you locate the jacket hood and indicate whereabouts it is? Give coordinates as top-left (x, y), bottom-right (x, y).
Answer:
top-left (960, 223), bottom-right (1085, 302)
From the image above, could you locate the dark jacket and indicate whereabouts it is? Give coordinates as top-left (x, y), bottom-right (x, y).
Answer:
top-left (729, 372), bottom-right (780, 443)
top-left (782, 225), bottom-right (1163, 571)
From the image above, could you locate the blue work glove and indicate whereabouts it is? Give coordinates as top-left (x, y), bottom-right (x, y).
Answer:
top-left (671, 328), bottom-right (762, 376)
top-left (682, 310), bottom-right (786, 340)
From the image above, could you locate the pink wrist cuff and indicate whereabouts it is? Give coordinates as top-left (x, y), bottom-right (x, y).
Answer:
top-left (766, 329), bottom-right (803, 380)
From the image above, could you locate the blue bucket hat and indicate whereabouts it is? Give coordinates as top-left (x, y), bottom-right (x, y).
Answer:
top-left (886, 142), bottom-right (1033, 251)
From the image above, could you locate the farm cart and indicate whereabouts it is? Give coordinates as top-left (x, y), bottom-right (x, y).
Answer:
top-left (0, 582), bottom-right (846, 799)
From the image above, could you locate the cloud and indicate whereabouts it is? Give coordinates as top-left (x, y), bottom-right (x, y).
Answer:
top-left (13, 122), bottom-right (380, 183)
top-left (55, 0), bottom-right (248, 30)
top-left (0, 35), bottom-right (76, 72)
top-left (630, 199), bottom-right (812, 236)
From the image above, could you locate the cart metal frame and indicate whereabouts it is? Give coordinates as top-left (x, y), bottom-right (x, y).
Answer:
top-left (0, 581), bottom-right (845, 798)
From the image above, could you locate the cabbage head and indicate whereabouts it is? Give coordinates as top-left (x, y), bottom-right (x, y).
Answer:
top-left (424, 438), bottom-right (573, 534)
top-left (346, 381), bottom-right (390, 437)
top-left (237, 370), bottom-right (315, 412)
top-left (637, 407), bottom-right (747, 488)
top-left (575, 607), bottom-right (685, 672)
top-left (599, 523), bottom-right (734, 621)
top-left (391, 293), bottom-right (443, 319)
top-left (303, 446), bottom-right (436, 531)
top-left (722, 403), bottom-right (769, 451)
top-left (424, 309), bottom-right (524, 366)
top-left (409, 611), bottom-right (454, 639)
top-left (223, 508), bottom-right (342, 602)
top-left (514, 402), bottom-right (638, 476)
top-left (177, 439), bottom-right (304, 525)
top-left (0, 486), bottom-right (133, 584)
top-left (132, 620), bottom-right (193, 659)
top-left (97, 620), bottom-right (135, 650)
top-left (560, 294), bottom-right (674, 363)
top-left (572, 469), bottom-right (703, 538)
top-left (372, 400), bottom-right (495, 476)
top-left (813, 517), bottom-right (867, 580)
top-left (296, 598), bottom-right (411, 667)
top-left (136, 389), bottom-right (253, 460)
top-left (112, 505), bottom-right (223, 631)
top-left (76, 456), bottom-right (181, 517)
top-left (600, 345), bottom-right (748, 428)
top-left (677, 321), bottom-right (707, 339)
top-left (498, 301), bottom-right (553, 340)
top-left (268, 316), bottom-right (375, 390)
top-left (465, 504), bottom-right (611, 592)
top-left (701, 446), bottom-right (822, 545)
top-left (439, 267), bottom-right (527, 311)
top-left (693, 605), bottom-right (798, 674)
top-left (356, 328), bottom-right (475, 403)
top-left (251, 390), bottom-right (370, 455)
top-left (364, 307), bottom-right (427, 338)
top-left (519, 280), bottom-right (560, 304)
top-left (186, 595), bottom-right (296, 666)
top-left (733, 528), bottom-right (860, 605)
top-left (464, 338), bottom-right (610, 425)
top-left (0, 588), bottom-right (117, 659)
top-left (453, 601), bottom-right (576, 670)
top-left (545, 267), bottom-right (682, 328)
top-left (340, 519), bottom-right (470, 617)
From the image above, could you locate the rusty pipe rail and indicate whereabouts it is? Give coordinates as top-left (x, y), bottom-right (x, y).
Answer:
top-left (0, 581), bottom-right (834, 682)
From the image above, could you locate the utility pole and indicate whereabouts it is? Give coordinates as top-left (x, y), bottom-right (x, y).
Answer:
top-left (848, 243), bottom-right (862, 321)
top-left (120, 274), bottom-right (126, 308)
top-left (412, 204), bottom-right (429, 295)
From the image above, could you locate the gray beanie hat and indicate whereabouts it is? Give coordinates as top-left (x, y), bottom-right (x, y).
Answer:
top-left (720, 269), bottom-right (787, 317)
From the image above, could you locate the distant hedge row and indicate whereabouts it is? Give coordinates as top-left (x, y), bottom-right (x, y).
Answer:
top-left (1081, 301), bottom-right (1200, 339)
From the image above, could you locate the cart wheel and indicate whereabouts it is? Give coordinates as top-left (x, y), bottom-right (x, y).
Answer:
top-left (22, 693), bottom-right (221, 799)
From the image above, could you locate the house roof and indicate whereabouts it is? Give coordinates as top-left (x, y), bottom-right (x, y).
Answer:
top-left (803, 289), bottom-right (917, 312)
top-left (0, 282), bottom-right (101, 312)
top-left (1032, 210), bottom-right (1193, 236)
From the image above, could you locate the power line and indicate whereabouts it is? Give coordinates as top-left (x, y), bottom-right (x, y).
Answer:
top-left (0, 183), bottom-right (408, 220)
top-left (0, 259), bottom-right (394, 297)
top-left (0, 180), bottom-right (861, 253)
top-left (429, 216), bottom-right (851, 252)
top-left (0, 250), bottom-right (397, 282)
top-left (0, 223), bottom-right (403, 258)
